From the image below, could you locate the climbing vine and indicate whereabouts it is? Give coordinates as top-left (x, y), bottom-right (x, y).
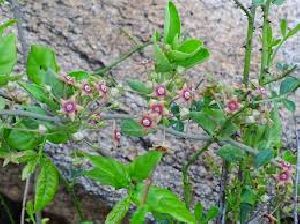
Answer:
top-left (0, 0), bottom-right (299, 223)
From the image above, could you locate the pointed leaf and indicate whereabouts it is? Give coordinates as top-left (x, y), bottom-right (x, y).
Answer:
top-left (254, 150), bottom-right (273, 168)
top-left (129, 151), bottom-right (162, 182)
top-left (280, 76), bottom-right (300, 94)
top-left (217, 144), bottom-right (245, 162)
top-left (127, 79), bottom-right (153, 95)
top-left (280, 19), bottom-right (287, 37)
top-left (164, 1), bottom-right (180, 44)
top-left (105, 197), bottom-right (130, 224)
top-left (34, 159), bottom-right (59, 212)
top-left (121, 119), bottom-right (145, 137)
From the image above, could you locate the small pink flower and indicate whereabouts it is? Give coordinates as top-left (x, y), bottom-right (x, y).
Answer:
top-left (141, 115), bottom-right (153, 129)
top-left (113, 129), bottom-right (121, 145)
top-left (59, 96), bottom-right (83, 121)
top-left (149, 100), bottom-right (165, 116)
top-left (275, 171), bottom-right (292, 185)
top-left (155, 85), bottom-right (166, 98)
top-left (180, 86), bottom-right (193, 102)
top-left (60, 73), bottom-right (75, 85)
top-left (279, 161), bottom-right (292, 173)
top-left (81, 82), bottom-right (93, 96)
top-left (97, 82), bottom-right (108, 95)
top-left (225, 99), bottom-right (240, 114)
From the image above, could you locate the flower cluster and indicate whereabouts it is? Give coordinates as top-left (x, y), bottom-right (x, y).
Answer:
top-left (275, 161), bottom-right (294, 185)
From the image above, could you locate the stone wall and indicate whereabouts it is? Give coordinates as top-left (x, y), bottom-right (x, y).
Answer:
top-left (1, 0), bottom-right (299, 223)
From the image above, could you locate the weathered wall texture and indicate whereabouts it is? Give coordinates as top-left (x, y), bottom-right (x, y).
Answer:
top-left (1, 0), bottom-right (299, 223)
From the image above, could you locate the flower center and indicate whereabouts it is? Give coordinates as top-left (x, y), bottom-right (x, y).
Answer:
top-left (99, 84), bottom-right (107, 93)
top-left (228, 100), bottom-right (239, 111)
top-left (151, 105), bottom-right (163, 115)
top-left (279, 172), bottom-right (289, 181)
top-left (142, 116), bottom-right (152, 128)
top-left (183, 90), bottom-right (191, 100)
top-left (83, 84), bottom-right (92, 93)
top-left (156, 86), bottom-right (166, 96)
top-left (63, 101), bottom-right (76, 113)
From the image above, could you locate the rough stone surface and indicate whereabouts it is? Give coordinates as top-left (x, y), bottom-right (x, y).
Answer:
top-left (0, 0), bottom-right (299, 223)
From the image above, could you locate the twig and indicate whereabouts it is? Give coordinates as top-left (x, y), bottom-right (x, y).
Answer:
top-left (263, 65), bottom-right (297, 85)
top-left (20, 176), bottom-right (31, 224)
top-left (94, 41), bottom-right (152, 76)
top-left (0, 109), bottom-right (63, 123)
top-left (243, 5), bottom-right (256, 86)
top-left (182, 141), bottom-right (212, 208)
top-left (231, 0), bottom-right (252, 19)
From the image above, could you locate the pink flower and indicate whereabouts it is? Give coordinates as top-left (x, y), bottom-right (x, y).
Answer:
top-left (141, 115), bottom-right (154, 129)
top-left (225, 99), bottom-right (240, 114)
top-left (97, 82), bottom-right (108, 94)
top-left (180, 86), bottom-right (193, 102)
top-left (80, 81), bottom-right (93, 96)
top-left (59, 96), bottom-right (83, 121)
top-left (275, 171), bottom-right (292, 185)
top-left (60, 73), bottom-right (75, 85)
top-left (279, 161), bottom-right (293, 173)
top-left (155, 85), bottom-right (167, 98)
top-left (149, 100), bottom-right (165, 116)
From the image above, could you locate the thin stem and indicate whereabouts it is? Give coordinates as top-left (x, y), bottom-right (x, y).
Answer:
top-left (243, 5), bottom-right (256, 86)
top-left (0, 193), bottom-right (15, 224)
top-left (259, 0), bottom-right (272, 85)
top-left (231, 0), bottom-right (252, 19)
top-left (20, 176), bottom-right (31, 224)
top-left (262, 65), bottom-right (297, 85)
top-left (0, 109), bottom-right (63, 122)
top-left (94, 41), bottom-right (152, 76)
top-left (182, 141), bottom-right (212, 208)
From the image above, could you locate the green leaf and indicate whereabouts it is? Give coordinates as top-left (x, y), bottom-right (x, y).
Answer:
top-left (254, 150), bottom-right (273, 168)
top-left (0, 19), bottom-right (17, 35)
top-left (217, 144), bottom-right (245, 162)
top-left (206, 206), bottom-right (219, 221)
top-left (176, 48), bottom-right (209, 69)
top-left (20, 82), bottom-right (59, 110)
top-left (84, 154), bottom-right (130, 189)
top-left (164, 1), bottom-right (180, 44)
top-left (154, 44), bottom-right (174, 72)
top-left (0, 96), bottom-right (5, 110)
top-left (134, 184), bottom-right (195, 224)
top-left (121, 119), bottom-right (145, 137)
top-left (169, 39), bottom-right (203, 62)
top-left (282, 151), bottom-right (296, 165)
top-left (170, 120), bottom-right (185, 132)
top-left (131, 207), bottom-right (148, 224)
top-left (189, 112), bottom-right (216, 134)
top-left (239, 203), bottom-right (252, 224)
top-left (194, 203), bottom-right (203, 221)
top-left (127, 79), bottom-right (153, 95)
top-left (280, 76), bottom-right (300, 94)
top-left (283, 99), bottom-right (295, 112)
top-left (27, 45), bottom-right (59, 84)
top-left (7, 129), bottom-right (39, 151)
top-left (68, 70), bottom-right (90, 80)
top-left (43, 70), bottom-right (66, 99)
top-left (280, 19), bottom-right (288, 37)
top-left (105, 197), bottom-right (130, 224)
top-left (287, 24), bottom-right (300, 38)
top-left (0, 33), bottom-right (17, 80)
top-left (34, 159), bottom-right (59, 212)
top-left (0, 151), bottom-right (37, 166)
top-left (241, 187), bottom-right (255, 205)
top-left (129, 151), bottom-right (162, 182)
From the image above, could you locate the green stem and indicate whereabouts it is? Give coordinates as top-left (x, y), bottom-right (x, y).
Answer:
top-left (182, 141), bottom-right (212, 208)
top-left (259, 0), bottom-right (272, 85)
top-left (262, 65), bottom-right (297, 85)
top-left (243, 6), bottom-right (256, 86)
top-left (0, 192), bottom-right (15, 224)
top-left (94, 41), bottom-right (152, 76)
top-left (0, 109), bottom-right (63, 122)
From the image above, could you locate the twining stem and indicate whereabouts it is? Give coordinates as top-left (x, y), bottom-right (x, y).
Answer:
top-left (182, 141), bottom-right (212, 208)
top-left (0, 192), bottom-right (15, 224)
top-left (262, 65), bottom-right (297, 85)
top-left (259, 0), bottom-right (272, 85)
top-left (21, 176), bottom-right (31, 224)
top-left (243, 5), bottom-right (256, 86)
top-left (94, 41), bottom-right (152, 76)
top-left (231, 0), bottom-right (252, 19)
